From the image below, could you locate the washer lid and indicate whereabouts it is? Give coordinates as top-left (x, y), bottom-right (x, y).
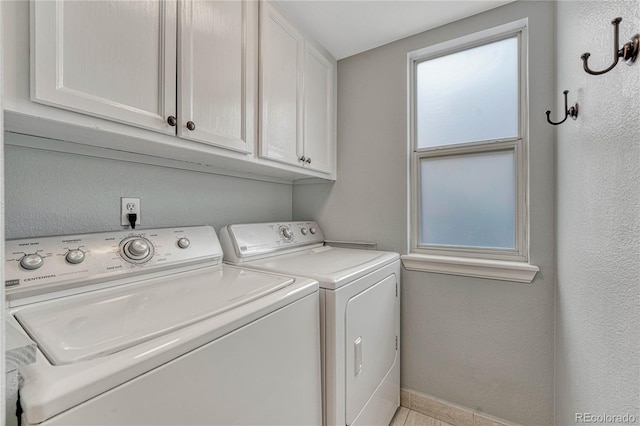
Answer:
top-left (14, 266), bottom-right (294, 365)
top-left (245, 247), bottom-right (399, 289)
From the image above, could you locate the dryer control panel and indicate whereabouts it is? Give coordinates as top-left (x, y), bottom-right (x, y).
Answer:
top-left (220, 222), bottom-right (325, 263)
top-left (5, 226), bottom-right (221, 303)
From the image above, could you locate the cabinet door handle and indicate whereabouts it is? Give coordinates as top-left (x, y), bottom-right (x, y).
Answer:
top-left (167, 116), bottom-right (177, 127)
top-left (299, 156), bottom-right (306, 162)
top-left (305, 157), bottom-right (312, 164)
top-left (186, 121), bottom-right (196, 131)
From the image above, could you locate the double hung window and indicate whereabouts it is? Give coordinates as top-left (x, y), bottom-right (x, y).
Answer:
top-left (405, 19), bottom-right (538, 282)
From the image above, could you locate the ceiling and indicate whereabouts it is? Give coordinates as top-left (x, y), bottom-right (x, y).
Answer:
top-left (280, 0), bottom-right (516, 60)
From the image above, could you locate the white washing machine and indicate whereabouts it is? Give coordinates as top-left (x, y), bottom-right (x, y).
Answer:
top-left (5, 226), bottom-right (322, 426)
top-left (220, 221), bottom-right (400, 426)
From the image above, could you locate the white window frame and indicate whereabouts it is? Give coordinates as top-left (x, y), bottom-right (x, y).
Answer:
top-left (402, 19), bottom-right (539, 283)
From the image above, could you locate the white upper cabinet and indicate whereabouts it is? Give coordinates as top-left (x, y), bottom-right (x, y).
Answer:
top-left (178, 1), bottom-right (257, 153)
top-left (303, 42), bottom-right (335, 174)
top-left (259, 2), bottom-right (336, 176)
top-left (31, 0), bottom-right (178, 135)
top-left (31, 0), bottom-right (256, 153)
top-left (259, 2), bottom-right (304, 167)
top-left (4, 0), bottom-right (334, 182)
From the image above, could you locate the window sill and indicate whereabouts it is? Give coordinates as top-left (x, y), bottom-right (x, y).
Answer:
top-left (401, 253), bottom-right (539, 283)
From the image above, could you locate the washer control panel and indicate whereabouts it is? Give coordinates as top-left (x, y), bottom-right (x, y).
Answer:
top-left (5, 226), bottom-right (220, 301)
top-left (220, 221), bottom-right (324, 262)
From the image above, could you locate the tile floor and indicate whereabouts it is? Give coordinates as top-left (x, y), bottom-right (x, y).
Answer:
top-left (390, 406), bottom-right (455, 426)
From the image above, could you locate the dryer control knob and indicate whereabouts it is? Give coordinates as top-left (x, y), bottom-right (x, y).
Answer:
top-left (20, 254), bottom-right (44, 270)
top-left (301, 228), bottom-right (308, 235)
top-left (65, 249), bottom-right (85, 264)
top-left (177, 238), bottom-right (190, 249)
top-left (309, 227), bottom-right (317, 235)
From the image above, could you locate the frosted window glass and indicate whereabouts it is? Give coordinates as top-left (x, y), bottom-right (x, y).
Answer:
top-left (420, 151), bottom-right (515, 248)
top-left (416, 37), bottom-right (518, 148)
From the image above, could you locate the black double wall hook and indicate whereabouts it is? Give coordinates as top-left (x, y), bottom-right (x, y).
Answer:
top-left (546, 90), bottom-right (579, 126)
top-left (581, 17), bottom-right (639, 75)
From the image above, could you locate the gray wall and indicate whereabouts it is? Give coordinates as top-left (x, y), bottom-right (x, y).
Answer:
top-left (4, 135), bottom-right (292, 239)
top-left (555, 1), bottom-right (640, 424)
top-left (293, 2), bottom-right (556, 424)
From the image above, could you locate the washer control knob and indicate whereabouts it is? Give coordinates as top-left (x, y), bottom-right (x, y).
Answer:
top-left (301, 228), bottom-right (308, 235)
top-left (280, 226), bottom-right (293, 241)
top-left (65, 249), bottom-right (85, 264)
top-left (124, 239), bottom-right (150, 259)
top-left (177, 238), bottom-right (190, 249)
top-left (310, 227), bottom-right (317, 235)
top-left (20, 254), bottom-right (44, 270)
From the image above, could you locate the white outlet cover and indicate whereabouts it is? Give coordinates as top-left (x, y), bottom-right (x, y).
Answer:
top-left (121, 197), bottom-right (141, 226)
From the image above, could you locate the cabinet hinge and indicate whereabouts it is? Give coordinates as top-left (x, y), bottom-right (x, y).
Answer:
top-left (395, 282), bottom-right (398, 297)
top-left (395, 335), bottom-right (398, 350)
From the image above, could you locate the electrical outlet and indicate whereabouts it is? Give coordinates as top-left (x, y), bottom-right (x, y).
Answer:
top-left (121, 197), bottom-right (141, 227)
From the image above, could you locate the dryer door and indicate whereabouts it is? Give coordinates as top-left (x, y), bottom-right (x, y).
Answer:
top-left (345, 274), bottom-right (397, 424)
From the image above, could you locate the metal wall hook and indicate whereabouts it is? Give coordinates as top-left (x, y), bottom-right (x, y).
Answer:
top-left (580, 17), bottom-right (639, 76)
top-left (546, 90), bottom-right (579, 126)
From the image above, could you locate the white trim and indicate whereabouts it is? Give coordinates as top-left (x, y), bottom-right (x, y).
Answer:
top-left (407, 18), bottom-right (528, 62)
top-left (401, 254), bottom-right (539, 284)
top-left (407, 18), bottom-right (531, 269)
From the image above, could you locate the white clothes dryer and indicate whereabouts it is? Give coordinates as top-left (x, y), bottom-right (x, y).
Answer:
top-left (220, 221), bottom-right (400, 426)
top-left (6, 226), bottom-right (322, 426)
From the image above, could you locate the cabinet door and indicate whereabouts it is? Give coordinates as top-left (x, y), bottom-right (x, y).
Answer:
top-left (178, 0), bottom-right (257, 153)
top-left (31, 0), bottom-right (177, 135)
top-left (303, 42), bottom-right (335, 174)
top-left (259, 2), bottom-right (304, 167)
